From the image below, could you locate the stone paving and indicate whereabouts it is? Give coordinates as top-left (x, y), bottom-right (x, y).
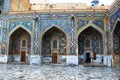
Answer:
top-left (0, 64), bottom-right (120, 80)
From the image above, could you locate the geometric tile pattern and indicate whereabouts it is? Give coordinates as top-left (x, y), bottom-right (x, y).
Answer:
top-left (9, 20), bottom-right (33, 32)
top-left (42, 28), bottom-right (66, 55)
top-left (113, 34), bottom-right (119, 53)
top-left (78, 20), bottom-right (89, 30)
top-left (40, 20), bottom-right (68, 33)
top-left (78, 20), bottom-right (104, 31)
top-left (34, 21), bottom-right (40, 54)
top-left (3, 0), bottom-right (10, 14)
top-left (69, 18), bottom-right (76, 54)
top-left (9, 14), bottom-right (34, 20)
top-left (78, 27), bottom-right (103, 55)
top-left (92, 20), bottom-right (104, 30)
top-left (0, 21), bottom-right (4, 34)
top-left (110, 8), bottom-right (120, 31)
top-left (1, 0), bottom-right (120, 56)
top-left (77, 12), bottom-right (105, 17)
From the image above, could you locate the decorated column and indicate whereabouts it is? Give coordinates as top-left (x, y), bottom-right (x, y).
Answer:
top-left (104, 16), bottom-right (113, 66)
top-left (30, 14), bottom-right (41, 65)
top-left (0, 0), bottom-right (11, 63)
top-left (0, 19), bottom-right (8, 63)
top-left (3, 0), bottom-right (11, 14)
top-left (66, 14), bottom-right (78, 65)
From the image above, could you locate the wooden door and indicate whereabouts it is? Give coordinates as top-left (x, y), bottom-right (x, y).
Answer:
top-left (21, 51), bottom-right (26, 62)
top-left (52, 53), bottom-right (58, 63)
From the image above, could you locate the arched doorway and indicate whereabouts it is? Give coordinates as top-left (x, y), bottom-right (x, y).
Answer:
top-left (78, 26), bottom-right (103, 63)
top-left (8, 27), bottom-right (31, 63)
top-left (42, 27), bottom-right (67, 64)
top-left (113, 21), bottom-right (120, 65)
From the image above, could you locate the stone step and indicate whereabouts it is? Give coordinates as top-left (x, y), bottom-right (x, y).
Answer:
top-left (84, 63), bottom-right (105, 67)
top-left (9, 62), bottom-right (29, 65)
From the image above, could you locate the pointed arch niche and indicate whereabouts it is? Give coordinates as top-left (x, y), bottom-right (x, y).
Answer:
top-left (41, 26), bottom-right (67, 64)
top-left (8, 27), bottom-right (31, 63)
top-left (78, 25), bottom-right (104, 55)
top-left (112, 20), bottom-right (120, 65)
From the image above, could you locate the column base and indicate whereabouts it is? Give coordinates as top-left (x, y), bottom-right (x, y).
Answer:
top-left (66, 55), bottom-right (78, 65)
top-left (103, 55), bottom-right (113, 67)
top-left (0, 55), bottom-right (7, 63)
top-left (30, 55), bottom-right (42, 65)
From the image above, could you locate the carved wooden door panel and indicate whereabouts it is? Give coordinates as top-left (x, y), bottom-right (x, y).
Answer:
top-left (52, 53), bottom-right (57, 63)
top-left (21, 51), bottom-right (26, 62)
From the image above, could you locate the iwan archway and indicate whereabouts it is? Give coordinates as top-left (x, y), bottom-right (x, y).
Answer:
top-left (112, 21), bottom-right (120, 66)
top-left (8, 27), bottom-right (31, 63)
top-left (42, 26), bottom-right (67, 64)
top-left (78, 25), bottom-right (104, 64)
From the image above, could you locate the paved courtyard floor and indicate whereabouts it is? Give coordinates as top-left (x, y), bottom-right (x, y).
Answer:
top-left (0, 64), bottom-right (120, 80)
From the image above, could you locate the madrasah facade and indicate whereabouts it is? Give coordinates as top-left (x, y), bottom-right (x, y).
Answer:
top-left (0, 0), bottom-right (119, 66)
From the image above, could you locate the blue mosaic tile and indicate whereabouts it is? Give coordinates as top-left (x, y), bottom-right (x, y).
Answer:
top-left (110, 8), bottom-right (120, 31)
top-left (9, 20), bottom-right (33, 32)
top-left (3, 0), bottom-right (10, 14)
top-left (40, 20), bottom-right (68, 33)
top-left (92, 20), bottom-right (104, 30)
top-left (78, 20), bottom-right (89, 30)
